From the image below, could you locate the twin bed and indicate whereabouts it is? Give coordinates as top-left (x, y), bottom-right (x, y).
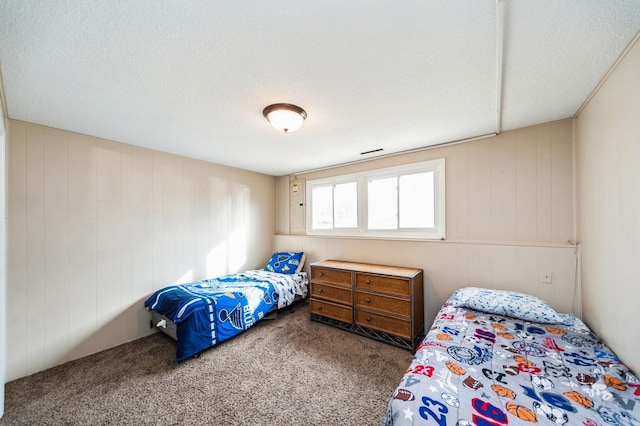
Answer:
top-left (146, 257), bottom-right (639, 425)
top-left (144, 251), bottom-right (308, 361)
top-left (384, 287), bottom-right (640, 425)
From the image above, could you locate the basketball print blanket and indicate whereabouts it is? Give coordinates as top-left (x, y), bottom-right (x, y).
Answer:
top-left (384, 287), bottom-right (640, 425)
top-left (145, 270), bottom-right (307, 362)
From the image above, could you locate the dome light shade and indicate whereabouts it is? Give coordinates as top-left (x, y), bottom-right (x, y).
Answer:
top-left (263, 103), bottom-right (307, 133)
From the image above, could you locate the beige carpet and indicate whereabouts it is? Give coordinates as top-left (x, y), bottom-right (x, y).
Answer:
top-left (1, 302), bottom-right (413, 425)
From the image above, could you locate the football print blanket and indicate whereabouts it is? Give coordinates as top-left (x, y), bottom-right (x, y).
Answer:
top-left (384, 287), bottom-right (640, 425)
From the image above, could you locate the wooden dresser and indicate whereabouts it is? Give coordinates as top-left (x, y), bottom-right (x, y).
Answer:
top-left (309, 259), bottom-right (424, 351)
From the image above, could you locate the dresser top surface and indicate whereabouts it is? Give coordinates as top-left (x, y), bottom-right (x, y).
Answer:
top-left (310, 259), bottom-right (422, 278)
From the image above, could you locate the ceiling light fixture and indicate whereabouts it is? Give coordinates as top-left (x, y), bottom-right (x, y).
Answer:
top-left (263, 103), bottom-right (307, 133)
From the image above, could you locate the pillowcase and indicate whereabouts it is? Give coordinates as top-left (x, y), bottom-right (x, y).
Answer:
top-left (449, 287), bottom-right (566, 324)
top-left (264, 252), bottom-right (304, 274)
top-left (296, 253), bottom-right (306, 273)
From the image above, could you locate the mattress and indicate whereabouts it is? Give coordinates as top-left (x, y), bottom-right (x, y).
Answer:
top-left (384, 287), bottom-right (640, 425)
top-left (144, 270), bottom-right (308, 361)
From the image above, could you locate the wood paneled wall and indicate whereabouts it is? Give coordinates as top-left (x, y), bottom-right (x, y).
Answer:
top-left (276, 120), bottom-right (577, 325)
top-left (279, 120), bottom-right (574, 245)
top-left (275, 235), bottom-right (577, 328)
top-left (0, 103), bottom-right (7, 418)
top-left (6, 120), bottom-right (276, 381)
top-left (575, 34), bottom-right (640, 375)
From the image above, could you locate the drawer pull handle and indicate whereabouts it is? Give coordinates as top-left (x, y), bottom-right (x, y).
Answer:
top-left (319, 288), bottom-right (324, 293)
top-left (318, 272), bottom-right (324, 277)
top-left (366, 317), bottom-right (371, 322)
top-left (366, 280), bottom-right (371, 284)
top-left (366, 298), bottom-right (371, 303)
top-left (317, 306), bottom-right (322, 311)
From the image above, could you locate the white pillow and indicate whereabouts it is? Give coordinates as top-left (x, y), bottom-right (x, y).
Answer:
top-left (450, 287), bottom-right (567, 324)
top-left (295, 253), bottom-right (306, 273)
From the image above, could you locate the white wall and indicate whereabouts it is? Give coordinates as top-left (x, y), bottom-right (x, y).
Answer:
top-left (0, 88), bottom-right (7, 419)
top-left (6, 120), bottom-right (276, 381)
top-left (575, 33), bottom-right (640, 375)
top-left (276, 120), bottom-right (578, 325)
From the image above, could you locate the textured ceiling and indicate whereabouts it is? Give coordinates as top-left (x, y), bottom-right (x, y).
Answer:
top-left (1, 1), bottom-right (639, 176)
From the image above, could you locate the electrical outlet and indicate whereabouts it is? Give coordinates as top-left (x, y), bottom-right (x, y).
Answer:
top-left (541, 271), bottom-right (553, 284)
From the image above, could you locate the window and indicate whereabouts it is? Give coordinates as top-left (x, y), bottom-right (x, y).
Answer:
top-left (310, 181), bottom-right (357, 229)
top-left (306, 159), bottom-right (445, 239)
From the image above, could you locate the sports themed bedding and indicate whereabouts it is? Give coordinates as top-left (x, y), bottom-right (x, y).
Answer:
top-left (145, 252), bottom-right (308, 362)
top-left (384, 287), bottom-right (640, 426)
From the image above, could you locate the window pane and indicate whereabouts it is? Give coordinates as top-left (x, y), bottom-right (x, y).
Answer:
top-left (399, 172), bottom-right (434, 228)
top-left (334, 182), bottom-right (358, 228)
top-left (368, 177), bottom-right (397, 229)
top-left (311, 186), bottom-right (333, 229)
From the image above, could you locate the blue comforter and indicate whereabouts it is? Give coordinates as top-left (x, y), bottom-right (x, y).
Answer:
top-left (144, 270), bottom-right (307, 361)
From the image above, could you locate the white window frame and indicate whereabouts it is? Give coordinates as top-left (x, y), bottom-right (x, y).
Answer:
top-left (305, 159), bottom-right (445, 239)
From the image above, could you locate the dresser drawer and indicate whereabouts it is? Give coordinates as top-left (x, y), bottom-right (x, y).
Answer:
top-left (310, 298), bottom-right (353, 323)
top-left (355, 309), bottom-right (412, 339)
top-left (311, 282), bottom-right (352, 304)
top-left (355, 291), bottom-right (410, 317)
top-left (355, 273), bottom-right (410, 297)
top-left (311, 267), bottom-right (352, 286)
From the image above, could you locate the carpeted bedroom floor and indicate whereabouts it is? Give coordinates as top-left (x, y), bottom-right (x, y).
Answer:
top-left (1, 302), bottom-right (413, 426)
